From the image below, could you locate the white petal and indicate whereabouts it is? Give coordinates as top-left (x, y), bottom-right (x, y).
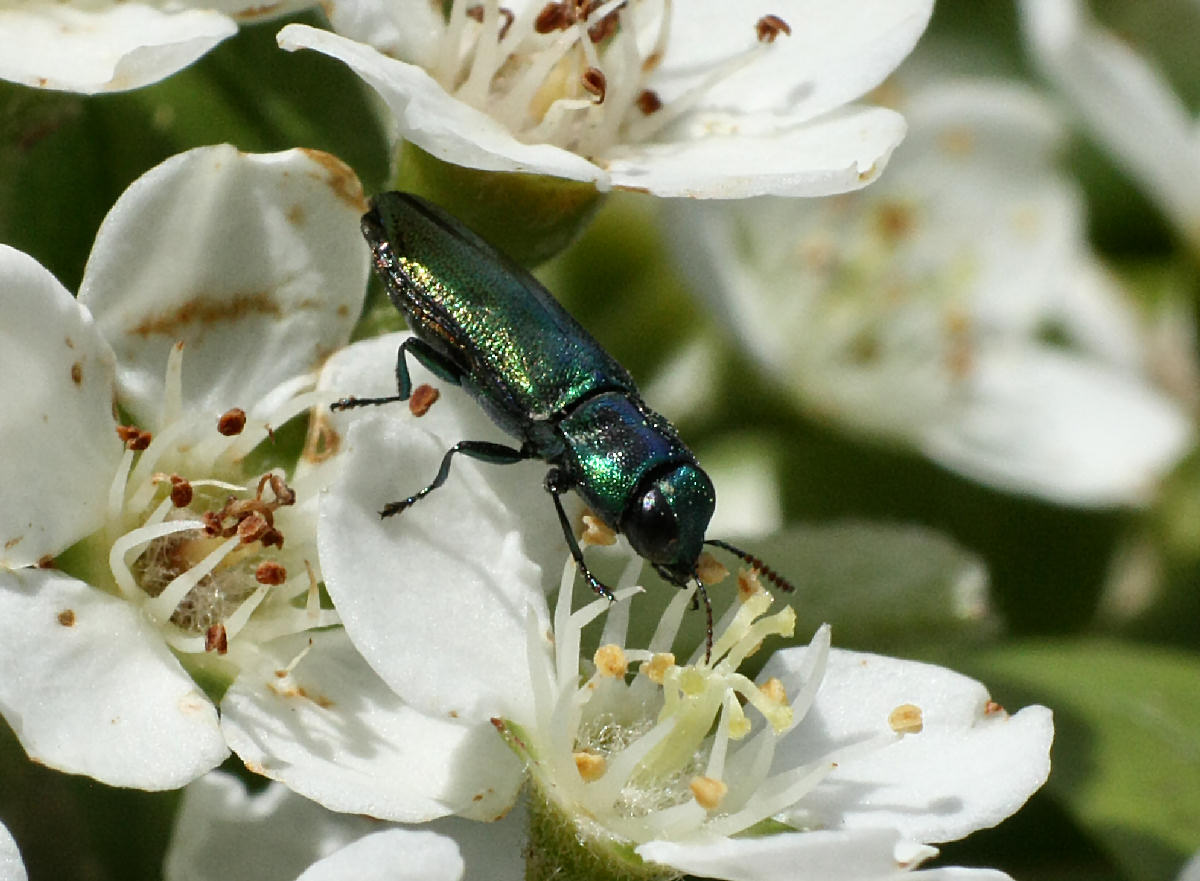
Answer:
top-left (1020, 0), bottom-right (1200, 243)
top-left (655, 0), bottom-right (933, 122)
top-left (78, 145), bottom-right (368, 427)
top-left (164, 772), bottom-right (375, 881)
top-left (316, 335), bottom-right (559, 724)
top-left (639, 828), bottom-right (920, 881)
top-left (319, 0), bottom-right (445, 70)
top-left (296, 829), bottom-right (464, 881)
top-left (0, 246), bottom-right (122, 568)
top-left (0, 3), bottom-right (235, 93)
top-left (608, 105), bottom-right (907, 197)
top-left (0, 821), bottom-right (25, 881)
top-left (762, 646), bottom-right (1053, 844)
top-left (277, 25), bottom-right (606, 184)
top-left (220, 631), bottom-right (523, 822)
top-left (1179, 851), bottom-right (1200, 881)
top-left (0, 568), bottom-right (227, 789)
top-left (921, 346), bottom-right (1193, 507)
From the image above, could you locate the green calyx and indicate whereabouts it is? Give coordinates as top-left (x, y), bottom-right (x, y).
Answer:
top-left (392, 142), bottom-right (605, 268)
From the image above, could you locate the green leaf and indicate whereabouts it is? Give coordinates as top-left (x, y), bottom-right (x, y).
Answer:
top-left (964, 639), bottom-right (1200, 881)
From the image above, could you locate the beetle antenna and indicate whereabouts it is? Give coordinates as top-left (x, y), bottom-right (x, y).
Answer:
top-left (704, 539), bottom-right (795, 593)
top-left (692, 575), bottom-right (713, 663)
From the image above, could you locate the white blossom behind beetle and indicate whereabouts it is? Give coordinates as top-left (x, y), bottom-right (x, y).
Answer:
top-left (0, 821), bottom-right (24, 881)
top-left (666, 78), bottom-right (1193, 506)
top-left (0, 145), bottom-right (368, 789)
top-left (219, 334), bottom-right (1052, 881)
top-left (1020, 0), bottom-right (1200, 253)
top-left (0, 0), bottom-right (313, 93)
top-left (277, 0), bottom-right (933, 197)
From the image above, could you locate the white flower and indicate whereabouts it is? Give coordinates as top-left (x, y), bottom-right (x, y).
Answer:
top-left (1020, 0), bottom-right (1200, 253)
top-left (164, 770), bottom-right (527, 881)
top-left (0, 820), bottom-right (25, 881)
top-left (0, 0), bottom-right (312, 93)
top-left (219, 334), bottom-right (1052, 880)
top-left (0, 145), bottom-right (369, 789)
top-left (277, 0), bottom-right (933, 197)
top-left (665, 78), bottom-right (1194, 506)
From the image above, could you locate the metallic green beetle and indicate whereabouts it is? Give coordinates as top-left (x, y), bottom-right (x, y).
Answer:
top-left (334, 192), bottom-right (792, 651)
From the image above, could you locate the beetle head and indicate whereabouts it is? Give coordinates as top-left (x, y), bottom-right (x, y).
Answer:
top-left (622, 463), bottom-right (715, 586)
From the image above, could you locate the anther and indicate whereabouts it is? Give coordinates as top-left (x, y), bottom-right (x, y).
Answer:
top-left (888, 703), bottom-right (924, 734)
top-left (169, 475), bottom-right (193, 508)
top-left (642, 652), bottom-right (675, 683)
top-left (116, 424), bottom-right (152, 451)
top-left (255, 560), bottom-right (287, 585)
top-left (535, 1), bottom-right (572, 32)
top-left (593, 644), bottom-right (627, 677)
top-left (574, 750), bottom-right (607, 782)
top-left (755, 14), bottom-right (791, 43)
top-left (695, 552), bottom-right (728, 586)
top-left (205, 623), bottom-right (229, 654)
top-left (635, 89), bottom-right (662, 114)
top-left (690, 775), bottom-right (728, 810)
top-left (217, 407), bottom-right (247, 436)
top-left (582, 66), bottom-right (607, 103)
top-left (409, 383), bottom-right (440, 417)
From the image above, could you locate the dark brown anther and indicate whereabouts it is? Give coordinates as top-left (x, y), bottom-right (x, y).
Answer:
top-left (535, 1), bottom-right (573, 32)
top-left (217, 407), bottom-right (247, 436)
top-left (587, 11), bottom-right (618, 43)
top-left (202, 510), bottom-right (224, 537)
top-left (37, 554), bottom-right (55, 569)
top-left (116, 425), bottom-right (152, 451)
top-left (259, 527), bottom-right (285, 549)
top-left (255, 560), bottom-right (287, 585)
top-left (169, 474), bottom-right (193, 508)
top-left (755, 14), bottom-right (791, 43)
top-left (582, 66), bottom-right (607, 102)
top-left (466, 3), bottom-right (483, 21)
top-left (409, 384), bottom-right (440, 417)
top-left (70, 362), bottom-right (83, 385)
top-left (205, 623), bottom-right (229, 654)
top-left (259, 473), bottom-right (297, 507)
top-left (636, 89), bottom-right (662, 115)
top-left (498, 7), bottom-right (515, 39)
top-left (237, 511), bottom-right (270, 544)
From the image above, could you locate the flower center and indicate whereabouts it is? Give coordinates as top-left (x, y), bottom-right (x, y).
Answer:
top-left (94, 342), bottom-right (336, 658)
top-left (432, 0), bottom-right (791, 159)
top-left (505, 548), bottom-right (919, 850)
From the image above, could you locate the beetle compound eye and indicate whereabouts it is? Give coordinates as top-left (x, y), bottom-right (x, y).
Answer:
top-left (623, 486), bottom-right (681, 563)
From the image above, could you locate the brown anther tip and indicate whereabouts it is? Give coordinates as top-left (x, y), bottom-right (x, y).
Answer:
top-left (582, 66), bottom-right (607, 102)
top-left (260, 527), bottom-right (285, 549)
top-left (116, 425), bottom-right (152, 451)
top-left (169, 478), bottom-right (193, 508)
top-left (237, 511), bottom-right (270, 544)
top-left (409, 384), bottom-right (440, 417)
top-left (70, 362), bottom-right (83, 385)
top-left (256, 560), bottom-right (288, 585)
top-left (37, 555), bottom-right (55, 569)
top-left (535, 1), bottom-right (572, 32)
top-left (205, 623), bottom-right (229, 654)
top-left (755, 14), bottom-right (791, 42)
top-left (202, 510), bottom-right (224, 536)
top-left (587, 11), bottom-right (618, 43)
top-left (57, 609), bottom-right (75, 626)
top-left (465, 3), bottom-right (483, 21)
top-left (217, 407), bottom-right (247, 436)
top-left (636, 89), bottom-right (663, 115)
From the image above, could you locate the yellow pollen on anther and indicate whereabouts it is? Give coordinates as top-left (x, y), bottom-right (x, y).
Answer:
top-left (574, 750), bottom-right (607, 782)
top-left (642, 652), bottom-right (675, 683)
top-left (594, 643), bottom-right (627, 677)
top-left (737, 568), bottom-right (765, 602)
top-left (695, 552), bottom-right (729, 585)
top-left (760, 676), bottom-right (787, 706)
top-left (690, 775), bottom-right (728, 810)
top-left (889, 703), bottom-right (924, 734)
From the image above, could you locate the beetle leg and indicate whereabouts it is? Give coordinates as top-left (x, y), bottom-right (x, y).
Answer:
top-left (380, 441), bottom-right (528, 517)
top-left (544, 467), bottom-right (615, 601)
top-left (332, 338), bottom-right (464, 411)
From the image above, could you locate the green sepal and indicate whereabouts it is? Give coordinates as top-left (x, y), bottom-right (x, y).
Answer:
top-left (393, 142), bottom-right (605, 268)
